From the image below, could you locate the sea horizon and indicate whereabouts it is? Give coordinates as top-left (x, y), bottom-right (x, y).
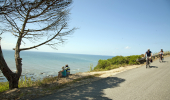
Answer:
top-left (0, 49), bottom-right (114, 82)
top-left (2, 49), bottom-right (115, 57)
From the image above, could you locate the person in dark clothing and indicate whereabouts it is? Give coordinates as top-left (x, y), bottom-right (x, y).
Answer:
top-left (144, 49), bottom-right (152, 62)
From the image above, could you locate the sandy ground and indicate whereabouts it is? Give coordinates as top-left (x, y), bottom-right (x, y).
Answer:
top-left (1, 55), bottom-right (169, 100)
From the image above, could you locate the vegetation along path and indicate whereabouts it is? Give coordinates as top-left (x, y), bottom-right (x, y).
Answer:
top-left (0, 54), bottom-right (169, 100)
top-left (34, 56), bottom-right (170, 100)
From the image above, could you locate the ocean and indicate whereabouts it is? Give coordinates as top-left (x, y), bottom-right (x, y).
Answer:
top-left (0, 50), bottom-right (114, 82)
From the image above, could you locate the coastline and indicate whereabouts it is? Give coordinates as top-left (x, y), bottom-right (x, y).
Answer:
top-left (0, 55), bottom-right (170, 100)
top-left (1, 50), bottom-right (113, 82)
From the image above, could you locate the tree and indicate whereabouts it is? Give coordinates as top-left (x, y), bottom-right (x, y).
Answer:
top-left (0, 0), bottom-right (75, 89)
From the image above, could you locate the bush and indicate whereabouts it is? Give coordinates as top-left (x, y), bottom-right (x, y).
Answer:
top-left (108, 56), bottom-right (128, 65)
top-left (94, 59), bottom-right (111, 70)
top-left (126, 55), bottom-right (141, 65)
top-left (140, 54), bottom-right (144, 57)
top-left (94, 55), bottom-right (142, 70)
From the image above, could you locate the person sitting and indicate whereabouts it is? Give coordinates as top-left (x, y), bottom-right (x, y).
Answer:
top-left (65, 64), bottom-right (70, 76)
top-left (58, 66), bottom-right (67, 78)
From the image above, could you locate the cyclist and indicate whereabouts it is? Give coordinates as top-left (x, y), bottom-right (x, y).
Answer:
top-left (144, 49), bottom-right (152, 63)
top-left (158, 49), bottom-right (164, 62)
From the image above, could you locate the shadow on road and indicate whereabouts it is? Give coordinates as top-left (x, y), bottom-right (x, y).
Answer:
top-left (161, 61), bottom-right (168, 63)
top-left (35, 77), bottom-right (125, 100)
top-left (149, 66), bottom-right (158, 68)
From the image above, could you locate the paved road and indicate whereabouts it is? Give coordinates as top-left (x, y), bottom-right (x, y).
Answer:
top-left (34, 56), bottom-right (170, 100)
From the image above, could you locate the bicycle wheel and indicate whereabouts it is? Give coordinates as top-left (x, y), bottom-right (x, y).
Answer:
top-left (146, 59), bottom-right (149, 68)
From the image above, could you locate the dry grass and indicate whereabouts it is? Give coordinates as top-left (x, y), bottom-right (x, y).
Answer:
top-left (0, 73), bottom-right (102, 100)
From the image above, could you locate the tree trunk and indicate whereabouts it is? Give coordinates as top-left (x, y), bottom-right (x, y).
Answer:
top-left (8, 73), bottom-right (19, 89)
top-left (0, 45), bottom-right (22, 89)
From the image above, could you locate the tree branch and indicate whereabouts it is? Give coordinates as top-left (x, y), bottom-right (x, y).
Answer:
top-left (27, 13), bottom-right (58, 23)
top-left (23, 16), bottom-right (63, 33)
top-left (28, 1), bottom-right (55, 19)
top-left (19, 23), bottom-right (66, 51)
top-left (4, 15), bottom-right (21, 33)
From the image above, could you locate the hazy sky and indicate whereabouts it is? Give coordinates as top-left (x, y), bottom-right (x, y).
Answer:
top-left (1, 0), bottom-right (170, 56)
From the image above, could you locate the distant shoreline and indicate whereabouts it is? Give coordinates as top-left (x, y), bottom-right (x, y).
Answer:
top-left (2, 49), bottom-right (115, 57)
top-left (1, 50), bottom-right (114, 82)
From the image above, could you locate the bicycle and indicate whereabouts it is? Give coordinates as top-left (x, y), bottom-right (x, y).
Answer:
top-left (159, 54), bottom-right (163, 63)
top-left (146, 57), bottom-right (150, 68)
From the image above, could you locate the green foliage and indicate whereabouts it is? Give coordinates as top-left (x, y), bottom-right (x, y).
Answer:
top-left (94, 55), bottom-right (142, 71)
top-left (108, 56), bottom-right (128, 65)
top-left (0, 82), bottom-right (9, 92)
top-left (126, 55), bottom-right (141, 65)
top-left (89, 64), bottom-right (93, 71)
top-left (19, 76), bottom-right (33, 88)
top-left (140, 54), bottom-right (144, 57)
top-left (94, 59), bottom-right (111, 70)
top-left (0, 75), bottom-right (57, 92)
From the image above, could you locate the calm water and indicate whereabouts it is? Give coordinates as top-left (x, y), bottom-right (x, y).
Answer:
top-left (0, 50), bottom-right (113, 82)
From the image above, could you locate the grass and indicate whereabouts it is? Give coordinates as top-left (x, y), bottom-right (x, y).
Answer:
top-left (0, 73), bottom-right (101, 93)
top-left (89, 63), bottom-right (93, 71)
top-left (92, 64), bottom-right (128, 71)
top-left (0, 76), bottom-right (58, 93)
top-left (46, 74), bottom-right (101, 91)
top-left (0, 82), bottom-right (9, 92)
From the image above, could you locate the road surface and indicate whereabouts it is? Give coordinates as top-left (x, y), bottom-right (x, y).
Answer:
top-left (34, 56), bottom-right (170, 100)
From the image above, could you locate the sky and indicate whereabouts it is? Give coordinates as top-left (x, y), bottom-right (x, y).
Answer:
top-left (1, 0), bottom-right (170, 56)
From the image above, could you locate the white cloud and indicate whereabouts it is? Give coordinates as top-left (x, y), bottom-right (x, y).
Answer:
top-left (125, 46), bottom-right (131, 49)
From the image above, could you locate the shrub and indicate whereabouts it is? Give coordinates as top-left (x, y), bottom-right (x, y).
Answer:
top-left (94, 55), bottom-right (141, 70)
top-left (108, 56), bottom-right (128, 65)
top-left (94, 59), bottom-right (111, 70)
top-left (140, 54), bottom-right (144, 57)
top-left (126, 55), bottom-right (141, 65)
top-left (94, 55), bottom-right (142, 70)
